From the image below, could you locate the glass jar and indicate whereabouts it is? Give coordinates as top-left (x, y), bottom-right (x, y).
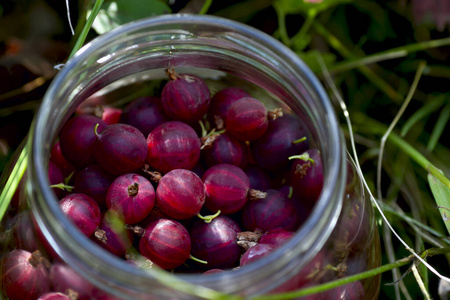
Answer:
top-left (0, 14), bottom-right (380, 299)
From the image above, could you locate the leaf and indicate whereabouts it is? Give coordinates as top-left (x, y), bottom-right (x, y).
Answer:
top-left (428, 173), bottom-right (450, 235)
top-left (297, 49), bottom-right (336, 74)
top-left (91, 0), bottom-right (171, 35)
top-left (273, 0), bottom-right (352, 15)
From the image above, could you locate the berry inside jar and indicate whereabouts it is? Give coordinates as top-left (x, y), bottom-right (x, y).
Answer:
top-left (1, 66), bottom-right (374, 300)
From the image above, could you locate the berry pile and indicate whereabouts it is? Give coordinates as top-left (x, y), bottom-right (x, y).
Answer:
top-left (2, 68), bottom-right (349, 299)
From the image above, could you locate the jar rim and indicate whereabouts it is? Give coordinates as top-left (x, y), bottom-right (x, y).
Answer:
top-left (28, 13), bottom-right (346, 297)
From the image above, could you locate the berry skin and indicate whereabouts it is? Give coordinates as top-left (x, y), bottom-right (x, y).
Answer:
top-left (93, 213), bottom-right (133, 258)
top-left (207, 87), bottom-right (251, 130)
top-left (139, 219), bottom-right (191, 270)
top-left (74, 164), bottom-right (116, 207)
top-left (106, 173), bottom-right (156, 224)
top-left (250, 113), bottom-right (309, 172)
top-left (49, 263), bottom-right (94, 300)
top-left (190, 215), bottom-right (242, 269)
top-left (94, 123), bottom-right (148, 176)
top-left (146, 121), bottom-right (201, 174)
top-left (224, 97), bottom-right (269, 141)
top-left (161, 69), bottom-right (211, 124)
top-left (156, 169), bottom-right (206, 220)
top-left (120, 96), bottom-right (170, 137)
top-left (202, 163), bottom-right (251, 215)
top-left (1, 249), bottom-right (51, 300)
top-left (37, 292), bottom-right (72, 300)
top-left (58, 115), bottom-right (107, 170)
top-left (288, 148), bottom-right (324, 206)
top-left (201, 133), bottom-right (248, 169)
top-left (59, 193), bottom-right (101, 237)
top-left (241, 189), bottom-right (300, 232)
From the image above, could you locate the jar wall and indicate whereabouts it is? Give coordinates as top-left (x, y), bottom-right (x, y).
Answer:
top-left (0, 14), bottom-right (380, 300)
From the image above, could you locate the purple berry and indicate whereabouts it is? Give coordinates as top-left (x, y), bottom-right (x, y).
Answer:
top-left (59, 193), bottom-right (101, 237)
top-left (240, 243), bottom-right (275, 267)
top-left (161, 69), bottom-right (211, 124)
top-left (224, 97), bottom-right (269, 141)
top-left (202, 163), bottom-right (251, 215)
top-left (250, 113), bottom-right (309, 172)
top-left (48, 160), bottom-right (65, 198)
top-left (146, 121), bottom-right (201, 173)
top-left (207, 87), bottom-right (251, 129)
top-left (288, 148), bottom-right (324, 206)
top-left (94, 123), bottom-right (148, 175)
top-left (49, 263), bottom-right (94, 300)
top-left (244, 164), bottom-right (272, 191)
top-left (201, 133), bottom-right (248, 169)
top-left (106, 173), bottom-right (156, 224)
top-left (58, 115), bottom-right (107, 170)
top-left (12, 211), bottom-right (40, 252)
top-left (259, 228), bottom-right (295, 247)
top-left (156, 169), bottom-right (206, 220)
top-left (1, 249), bottom-right (51, 300)
top-left (74, 164), bottom-right (116, 207)
top-left (190, 215), bottom-right (242, 269)
top-left (241, 189), bottom-right (300, 232)
top-left (93, 213), bottom-right (133, 258)
top-left (139, 219), bottom-right (191, 270)
top-left (120, 96), bottom-right (170, 136)
top-left (37, 292), bottom-right (72, 300)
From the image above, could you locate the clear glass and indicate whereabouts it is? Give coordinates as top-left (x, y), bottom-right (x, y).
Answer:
top-left (1, 14), bottom-right (380, 299)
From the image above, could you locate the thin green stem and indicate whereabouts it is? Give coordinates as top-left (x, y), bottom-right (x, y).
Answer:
top-left (330, 36), bottom-right (450, 74)
top-left (68, 0), bottom-right (104, 59)
top-left (290, 10), bottom-right (317, 50)
top-left (0, 147), bottom-right (27, 221)
top-left (199, 0), bottom-right (213, 15)
top-left (352, 113), bottom-right (450, 189)
top-left (312, 21), bottom-right (403, 103)
top-left (427, 103), bottom-right (450, 152)
top-left (252, 247), bottom-right (450, 300)
top-left (273, 4), bottom-right (290, 46)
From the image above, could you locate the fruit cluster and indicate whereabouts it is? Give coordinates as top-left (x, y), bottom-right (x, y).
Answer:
top-left (1, 69), bottom-right (369, 299)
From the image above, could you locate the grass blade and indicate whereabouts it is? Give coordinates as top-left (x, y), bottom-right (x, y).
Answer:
top-left (427, 102), bottom-right (450, 152)
top-left (428, 173), bottom-right (450, 235)
top-left (0, 147), bottom-right (27, 221)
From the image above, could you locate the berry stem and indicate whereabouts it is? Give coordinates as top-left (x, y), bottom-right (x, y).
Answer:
top-left (189, 255), bottom-right (208, 265)
top-left (248, 189), bottom-right (267, 200)
top-left (197, 210), bottom-right (221, 223)
top-left (292, 137), bottom-right (307, 144)
top-left (288, 152), bottom-right (315, 164)
top-left (267, 108), bottom-right (283, 120)
top-left (49, 182), bottom-right (74, 192)
top-left (166, 67), bottom-right (178, 81)
top-left (127, 182), bottom-right (139, 197)
top-left (93, 123), bottom-right (101, 138)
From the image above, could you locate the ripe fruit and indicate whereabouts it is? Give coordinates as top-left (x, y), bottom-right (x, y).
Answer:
top-left (59, 193), bottom-right (101, 237)
top-left (289, 148), bottom-right (324, 206)
top-left (161, 68), bottom-right (211, 124)
top-left (190, 215), bottom-right (242, 269)
top-left (207, 87), bottom-right (251, 130)
top-left (156, 169), bottom-right (206, 220)
top-left (241, 189), bottom-right (300, 232)
top-left (201, 133), bottom-right (248, 169)
top-left (58, 115), bottom-right (107, 170)
top-left (106, 173), bottom-right (156, 224)
top-left (49, 263), bottom-right (94, 300)
top-left (139, 219), bottom-right (191, 270)
top-left (37, 292), bottom-right (72, 300)
top-left (93, 213), bottom-right (133, 258)
top-left (1, 249), bottom-right (51, 300)
top-left (146, 121), bottom-right (201, 173)
top-left (250, 113), bottom-right (309, 172)
top-left (202, 163), bottom-right (252, 215)
top-left (120, 96), bottom-right (169, 136)
top-left (224, 97), bottom-right (269, 141)
top-left (74, 164), bottom-right (116, 207)
top-left (94, 123), bottom-right (148, 175)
